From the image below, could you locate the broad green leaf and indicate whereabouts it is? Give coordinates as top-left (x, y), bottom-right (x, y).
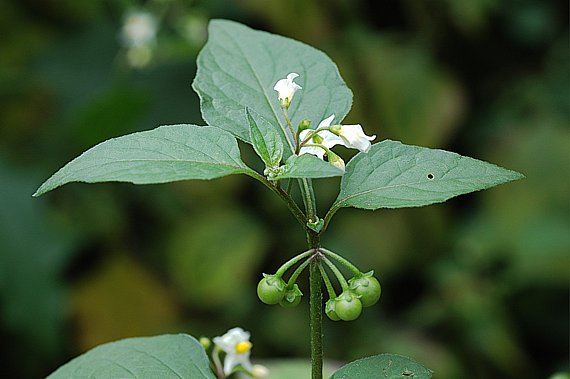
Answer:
top-left (192, 19), bottom-right (352, 153)
top-left (273, 154), bottom-right (344, 180)
top-left (335, 140), bottom-right (523, 210)
top-left (330, 353), bottom-right (433, 379)
top-left (34, 124), bottom-right (251, 196)
top-left (46, 334), bottom-right (215, 379)
top-left (247, 107), bottom-right (284, 168)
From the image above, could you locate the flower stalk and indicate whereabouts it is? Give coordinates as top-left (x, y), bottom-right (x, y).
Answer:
top-left (320, 248), bottom-right (361, 276)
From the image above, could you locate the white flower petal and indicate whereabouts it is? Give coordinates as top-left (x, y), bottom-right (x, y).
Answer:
top-left (299, 145), bottom-right (326, 160)
top-left (213, 327), bottom-right (251, 353)
top-left (287, 72), bottom-right (300, 82)
top-left (213, 327), bottom-right (253, 376)
top-left (121, 10), bottom-right (158, 48)
top-left (223, 350), bottom-right (252, 375)
top-left (318, 130), bottom-right (344, 149)
top-left (317, 114), bottom-right (335, 129)
top-left (298, 129), bottom-right (312, 141)
top-left (337, 124), bottom-right (376, 153)
top-left (273, 72), bottom-right (302, 106)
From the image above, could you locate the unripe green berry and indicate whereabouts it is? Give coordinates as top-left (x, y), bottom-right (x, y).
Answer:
top-left (257, 274), bottom-right (286, 305)
top-left (334, 291), bottom-right (362, 321)
top-left (348, 271), bottom-right (381, 307)
top-left (325, 298), bottom-right (340, 321)
top-left (279, 284), bottom-right (303, 308)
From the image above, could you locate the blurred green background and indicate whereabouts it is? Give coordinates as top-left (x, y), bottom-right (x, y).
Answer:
top-left (0, 0), bottom-right (568, 378)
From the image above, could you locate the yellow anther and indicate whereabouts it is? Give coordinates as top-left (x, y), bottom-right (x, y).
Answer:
top-left (235, 341), bottom-right (252, 354)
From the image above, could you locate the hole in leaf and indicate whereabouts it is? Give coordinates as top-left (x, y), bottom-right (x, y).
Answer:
top-left (427, 173), bottom-right (434, 180)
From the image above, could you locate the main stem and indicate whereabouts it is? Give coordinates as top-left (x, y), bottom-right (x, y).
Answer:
top-left (286, 107), bottom-right (322, 378)
top-left (307, 231), bottom-right (322, 379)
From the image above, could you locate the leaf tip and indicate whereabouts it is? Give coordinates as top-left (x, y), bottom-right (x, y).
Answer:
top-left (32, 184), bottom-right (48, 197)
top-left (514, 171), bottom-right (525, 180)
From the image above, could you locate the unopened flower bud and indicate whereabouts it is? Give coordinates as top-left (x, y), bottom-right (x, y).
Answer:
top-left (298, 119), bottom-right (311, 131)
top-left (199, 336), bottom-right (211, 349)
top-left (327, 151), bottom-right (346, 171)
top-left (252, 364), bottom-right (269, 378)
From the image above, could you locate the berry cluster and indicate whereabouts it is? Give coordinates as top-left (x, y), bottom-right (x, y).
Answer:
top-left (256, 248), bottom-right (381, 321)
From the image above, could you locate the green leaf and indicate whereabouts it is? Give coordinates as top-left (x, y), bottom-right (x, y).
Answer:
top-left (46, 334), bottom-right (215, 379)
top-left (192, 19), bottom-right (352, 153)
top-left (335, 140), bottom-right (524, 210)
top-left (273, 154), bottom-right (344, 180)
top-left (307, 217), bottom-right (325, 233)
top-left (330, 353), bottom-right (433, 379)
top-left (247, 107), bottom-right (284, 168)
top-left (34, 124), bottom-right (251, 196)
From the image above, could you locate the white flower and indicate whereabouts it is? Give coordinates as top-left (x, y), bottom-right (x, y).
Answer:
top-left (298, 114), bottom-right (343, 159)
top-left (332, 124), bottom-right (376, 153)
top-left (274, 73), bottom-right (302, 108)
top-left (121, 10), bottom-right (158, 48)
top-left (213, 327), bottom-right (253, 376)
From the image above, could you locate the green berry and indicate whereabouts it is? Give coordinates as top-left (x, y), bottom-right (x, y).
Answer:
top-left (279, 284), bottom-right (303, 308)
top-left (334, 291), bottom-right (362, 321)
top-left (348, 271), bottom-right (381, 307)
top-left (325, 298), bottom-right (340, 321)
top-left (257, 274), bottom-right (286, 305)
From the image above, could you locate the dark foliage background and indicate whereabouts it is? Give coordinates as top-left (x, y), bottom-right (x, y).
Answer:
top-left (0, 0), bottom-right (568, 378)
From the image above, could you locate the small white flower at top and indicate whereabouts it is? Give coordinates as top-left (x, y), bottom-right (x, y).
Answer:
top-left (274, 73), bottom-right (302, 109)
top-left (298, 114), bottom-right (376, 170)
top-left (120, 9), bottom-right (158, 68)
top-left (213, 327), bottom-right (253, 376)
top-left (121, 10), bottom-right (158, 48)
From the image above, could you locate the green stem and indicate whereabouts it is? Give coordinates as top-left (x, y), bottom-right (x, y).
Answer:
top-left (309, 256), bottom-right (323, 379)
top-left (322, 256), bottom-right (349, 291)
top-left (321, 202), bottom-right (342, 233)
top-left (318, 263), bottom-right (337, 299)
top-left (276, 250), bottom-right (313, 278)
top-left (306, 213), bottom-right (321, 379)
top-left (299, 178), bottom-right (317, 222)
top-left (290, 138), bottom-right (321, 379)
top-left (245, 170), bottom-right (306, 227)
top-left (211, 346), bottom-right (224, 378)
top-left (298, 126), bottom-right (334, 149)
top-left (282, 108), bottom-right (297, 145)
top-left (287, 256), bottom-right (312, 285)
top-left (319, 248), bottom-right (361, 276)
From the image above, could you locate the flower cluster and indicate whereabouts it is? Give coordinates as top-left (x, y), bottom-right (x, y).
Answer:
top-left (203, 327), bottom-right (268, 378)
top-left (273, 73), bottom-right (376, 170)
